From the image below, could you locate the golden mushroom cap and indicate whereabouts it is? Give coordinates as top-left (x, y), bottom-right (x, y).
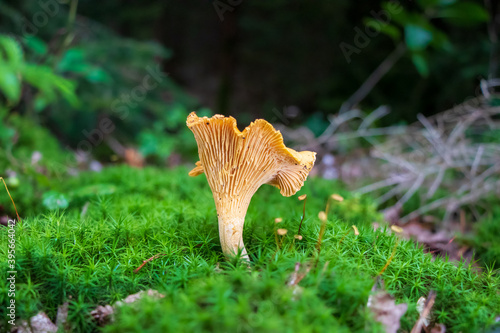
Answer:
top-left (187, 112), bottom-right (316, 197)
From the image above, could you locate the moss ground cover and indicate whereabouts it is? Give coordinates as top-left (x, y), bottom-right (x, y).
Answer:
top-left (1, 166), bottom-right (499, 332)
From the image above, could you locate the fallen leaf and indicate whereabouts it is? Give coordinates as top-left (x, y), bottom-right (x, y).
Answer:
top-left (56, 302), bottom-right (69, 328)
top-left (368, 292), bottom-right (408, 333)
top-left (124, 148), bottom-right (144, 168)
top-left (412, 291), bottom-right (436, 333)
top-left (400, 222), bottom-right (468, 261)
top-left (16, 312), bottom-right (57, 333)
top-left (118, 289), bottom-right (165, 305)
top-left (430, 323), bottom-right (446, 333)
top-left (0, 215), bottom-right (10, 227)
top-left (416, 297), bottom-right (430, 327)
top-left (287, 262), bottom-right (311, 299)
top-left (382, 204), bottom-right (402, 225)
top-left (90, 289), bottom-right (165, 325)
top-left (90, 305), bottom-right (114, 325)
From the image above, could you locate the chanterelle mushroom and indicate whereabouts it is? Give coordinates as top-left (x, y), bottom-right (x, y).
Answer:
top-left (187, 112), bottom-right (316, 258)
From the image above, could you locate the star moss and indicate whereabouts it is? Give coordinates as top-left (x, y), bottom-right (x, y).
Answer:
top-left (0, 166), bottom-right (499, 332)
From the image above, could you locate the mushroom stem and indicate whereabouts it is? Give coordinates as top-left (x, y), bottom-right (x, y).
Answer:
top-left (218, 215), bottom-right (247, 258)
top-left (214, 190), bottom-right (255, 258)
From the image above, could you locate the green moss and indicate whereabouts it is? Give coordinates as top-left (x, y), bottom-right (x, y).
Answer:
top-left (0, 166), bottom-right (499, 332)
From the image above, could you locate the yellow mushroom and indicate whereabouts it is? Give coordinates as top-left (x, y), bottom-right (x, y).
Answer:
top-left (187, 112), bottom-right (316, 258)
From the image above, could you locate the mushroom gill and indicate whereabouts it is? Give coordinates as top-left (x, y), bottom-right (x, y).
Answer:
top-left (187, 112), bottom-right (316, 258)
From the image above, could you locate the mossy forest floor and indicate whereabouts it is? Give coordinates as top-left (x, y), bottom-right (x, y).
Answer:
top-left (1, 166), bottom-right (499, 332)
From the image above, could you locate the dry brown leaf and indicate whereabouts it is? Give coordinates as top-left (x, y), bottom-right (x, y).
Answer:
top-left (400, 222), bottom-right (469, 261)
top-left (15, 312), bottom-right (58, 333)
top-left (119, 289), bottom-right (165, 305)
top-left (416, 296), bottom-right (430, 327)
top-left (90, 305), bottom-right (114, 326)
top-left (430, 323), bottom-right (446, 333)
top-left (55, 302), bottom-right (68, 329)
top-left (368, 292), bottom-right (408, 333)
top-left (412, 291), bottom-right (436, 333)
top-left (0, 215), bottom-right (10, 227)
top-left (382, 204), bottom-right (402, 225)
top-left (124, 148), bottom-right (144, 168)
top-left (90, 289), bottom-right (165, 325)
top-left (287, 262), bottom-right (311, 299)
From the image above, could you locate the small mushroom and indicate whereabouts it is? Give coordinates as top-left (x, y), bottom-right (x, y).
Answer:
top-left (187, 112), bottom-right (316, 258)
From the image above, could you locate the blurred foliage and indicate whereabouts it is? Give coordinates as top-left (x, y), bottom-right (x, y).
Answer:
top-left (0, 0), bottom-right (494, 164)
top-left (0, 1), bottom-right (213, 218)
top-left (242, 0), bottom-right (490, 124)
top-left (0, 35), bottom-right (78, 107)
top-left (369, 0), bottom-right (489, 77)
top-left (0, 0), bottom-right (488, 128)
top-left (0, 0), bottom-right (206, 167)
top-left (91, 0), bottom-right (492, 125)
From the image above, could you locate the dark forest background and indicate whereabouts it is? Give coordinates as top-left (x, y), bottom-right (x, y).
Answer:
top-left (1, 1), bottom-right (496, 136)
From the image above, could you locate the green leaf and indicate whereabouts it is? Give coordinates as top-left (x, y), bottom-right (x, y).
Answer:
top-left (42, 191), bottom-right (70, 210)
top-left (435, 2), bottom-right (489, 25)
top-left (57, 48), bottom-right (87, 73)
top-left (0, 64), bottom-right (21, 102)
top-left (22, 64), bottom-right (80, 107)
top-left (164, 104), bottom-right (188, 130)
top-left (33, 95), bottom-right (50, 112)
top-left (306, 112), bottom-right (329, 137)
top-left (0, 36), bottom-right (23, 67)
top-left (51, 76), bottom-right (80, 107)
top-left (138, 131), bottom-right (175, 158)
top-left (429, 27), bottom-right (453, 51)
top-left (411, 53), bottom-right (429, 77)
top-left (0, 106), bottom-right (15, 145)
top-left (85, 67), bottom-right (112, 83)
top-left (23, 36), bottom-right (48, 56)
top-left (364, 19), bottom-right (401, 41)
top-left (404, 24), bottom-right (433, 51)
